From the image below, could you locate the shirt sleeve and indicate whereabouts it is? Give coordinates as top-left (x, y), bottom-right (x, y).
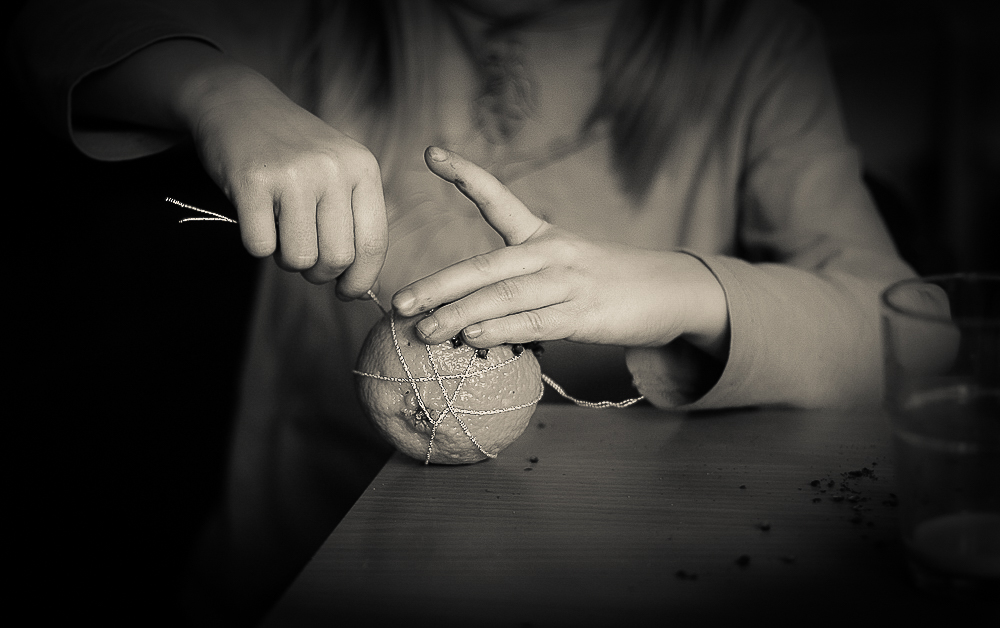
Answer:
top-left (8, 0), bottom-right (315, 161)
top-left (9, 0), bottom-right (223, 160)
top-left (626, 1), bottom-right (917, 410)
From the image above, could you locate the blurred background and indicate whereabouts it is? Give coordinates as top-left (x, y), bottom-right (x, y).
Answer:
top-left (4, 1), bottom-right (997, 624)
top-left (801, 0), bottom-right (998, 275)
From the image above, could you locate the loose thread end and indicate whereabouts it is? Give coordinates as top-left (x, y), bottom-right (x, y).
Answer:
top-left (540, 373), bottom-right (645, 409)
top-left (168, 197), bottom-right (237, 224)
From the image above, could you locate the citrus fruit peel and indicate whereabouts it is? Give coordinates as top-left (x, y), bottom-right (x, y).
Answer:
top-left (354, 310), bottom-right (543, 464)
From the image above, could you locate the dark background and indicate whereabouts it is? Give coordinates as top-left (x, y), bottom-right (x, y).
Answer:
top-left (4, 1), bottom-right (998, 625)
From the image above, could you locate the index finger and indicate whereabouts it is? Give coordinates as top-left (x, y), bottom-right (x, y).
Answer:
top-left (424, 146), bottom-right (545, 246)
top-left (392, 244), bottom-right (548, 316)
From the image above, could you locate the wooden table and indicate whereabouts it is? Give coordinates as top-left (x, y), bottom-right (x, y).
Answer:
top-left (261, 405), bottom-right (997, 626)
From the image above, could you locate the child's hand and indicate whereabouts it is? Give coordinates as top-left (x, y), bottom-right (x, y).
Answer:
top-left (187, 67), bottom-right (387, 298)
top-left (391, 147), bottom-right (730, 358)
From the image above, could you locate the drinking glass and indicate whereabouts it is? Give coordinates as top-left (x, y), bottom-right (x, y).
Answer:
top-left (882, 273), bottom-right (1000, 592)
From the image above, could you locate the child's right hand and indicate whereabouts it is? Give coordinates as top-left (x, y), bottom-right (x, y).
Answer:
top-left (75, 39), bottom-right (387, 298)
top-left (186, 68), bottom-right (387, 297)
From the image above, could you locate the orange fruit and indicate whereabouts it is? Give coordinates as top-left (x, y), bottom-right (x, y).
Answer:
top-left (354, 311), bottom-right (543, 464)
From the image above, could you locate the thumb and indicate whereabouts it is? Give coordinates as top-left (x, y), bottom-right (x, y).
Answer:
top-left (425, 146), bottom-right (546, 246)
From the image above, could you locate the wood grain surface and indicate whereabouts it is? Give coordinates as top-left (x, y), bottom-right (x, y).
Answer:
top-left (262, 404), bottom-right (997, 627)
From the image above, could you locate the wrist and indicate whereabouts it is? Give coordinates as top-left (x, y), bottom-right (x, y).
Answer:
top-left (73, 39), bottom-right (244, 132)
top-left (171, 48), bottom-right (282, 131)
top-left (677, 253), bottom-right (730, 361)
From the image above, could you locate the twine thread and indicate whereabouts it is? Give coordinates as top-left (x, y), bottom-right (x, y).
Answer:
top-left (354, 308), bottom-right (545, 463)
top-left (170, 196), bottom-right (646, 462)
top-left (167, 197), bottom-right (237, 223)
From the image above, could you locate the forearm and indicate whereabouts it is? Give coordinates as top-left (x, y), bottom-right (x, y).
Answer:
top-left (672, 252), bottom-right (730, 362)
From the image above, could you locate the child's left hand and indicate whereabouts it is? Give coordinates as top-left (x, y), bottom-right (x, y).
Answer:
top-left (391, 147), bottom-right (730, 359)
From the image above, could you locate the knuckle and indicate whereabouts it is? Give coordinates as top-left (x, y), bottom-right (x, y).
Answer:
top-left (233, 163), bottom-right (273, 193)
top-left (521, 309), bottom-right (548, 336)
top-left (243, 239), bottom-right (274, 259)
top-left (241, 227), bottom-right (275, 259)
top-left (438, 301), bottom-right (468, 330)
top-left (544, 264), bottom-right (574, 286)
top-left (322, 144), bottom-right (381, 184)
top-left (315, 152), bottom-right (346, 181)
top-left (325, 250), bottom-right (356, 272)
top-left (236, 161), bottom-right (303, 193)
top-left (466, 323), bottom-right (498, 348)
top-left (470, 253), bottom-right (495, 275)
top-left (356, 234), bottom-right (388, 260)
top-left (548, 238), bottom-right (583, 261)
top-left (352, 149), bottom-right (382, 179)
top-left (492, 278), bottom-right (519, 304)
top-left (284, 254), bottom-right (318, 271)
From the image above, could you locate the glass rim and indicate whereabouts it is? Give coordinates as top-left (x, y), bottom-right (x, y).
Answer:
top-left (881, 273), bottom-right (1000, 326)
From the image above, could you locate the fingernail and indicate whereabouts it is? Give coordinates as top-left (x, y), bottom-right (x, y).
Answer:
top-left (464, 324), bottom-right (482, 339)
top-left (427, 146), bottom-right (447, 162)
top-left (393, 290), bottom-right (415, 313)
top-left (416, 317), bottom-right (438, 340)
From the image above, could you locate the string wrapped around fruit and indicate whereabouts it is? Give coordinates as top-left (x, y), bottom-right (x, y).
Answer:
top-left (354, 308), bottom-right (544, 464)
